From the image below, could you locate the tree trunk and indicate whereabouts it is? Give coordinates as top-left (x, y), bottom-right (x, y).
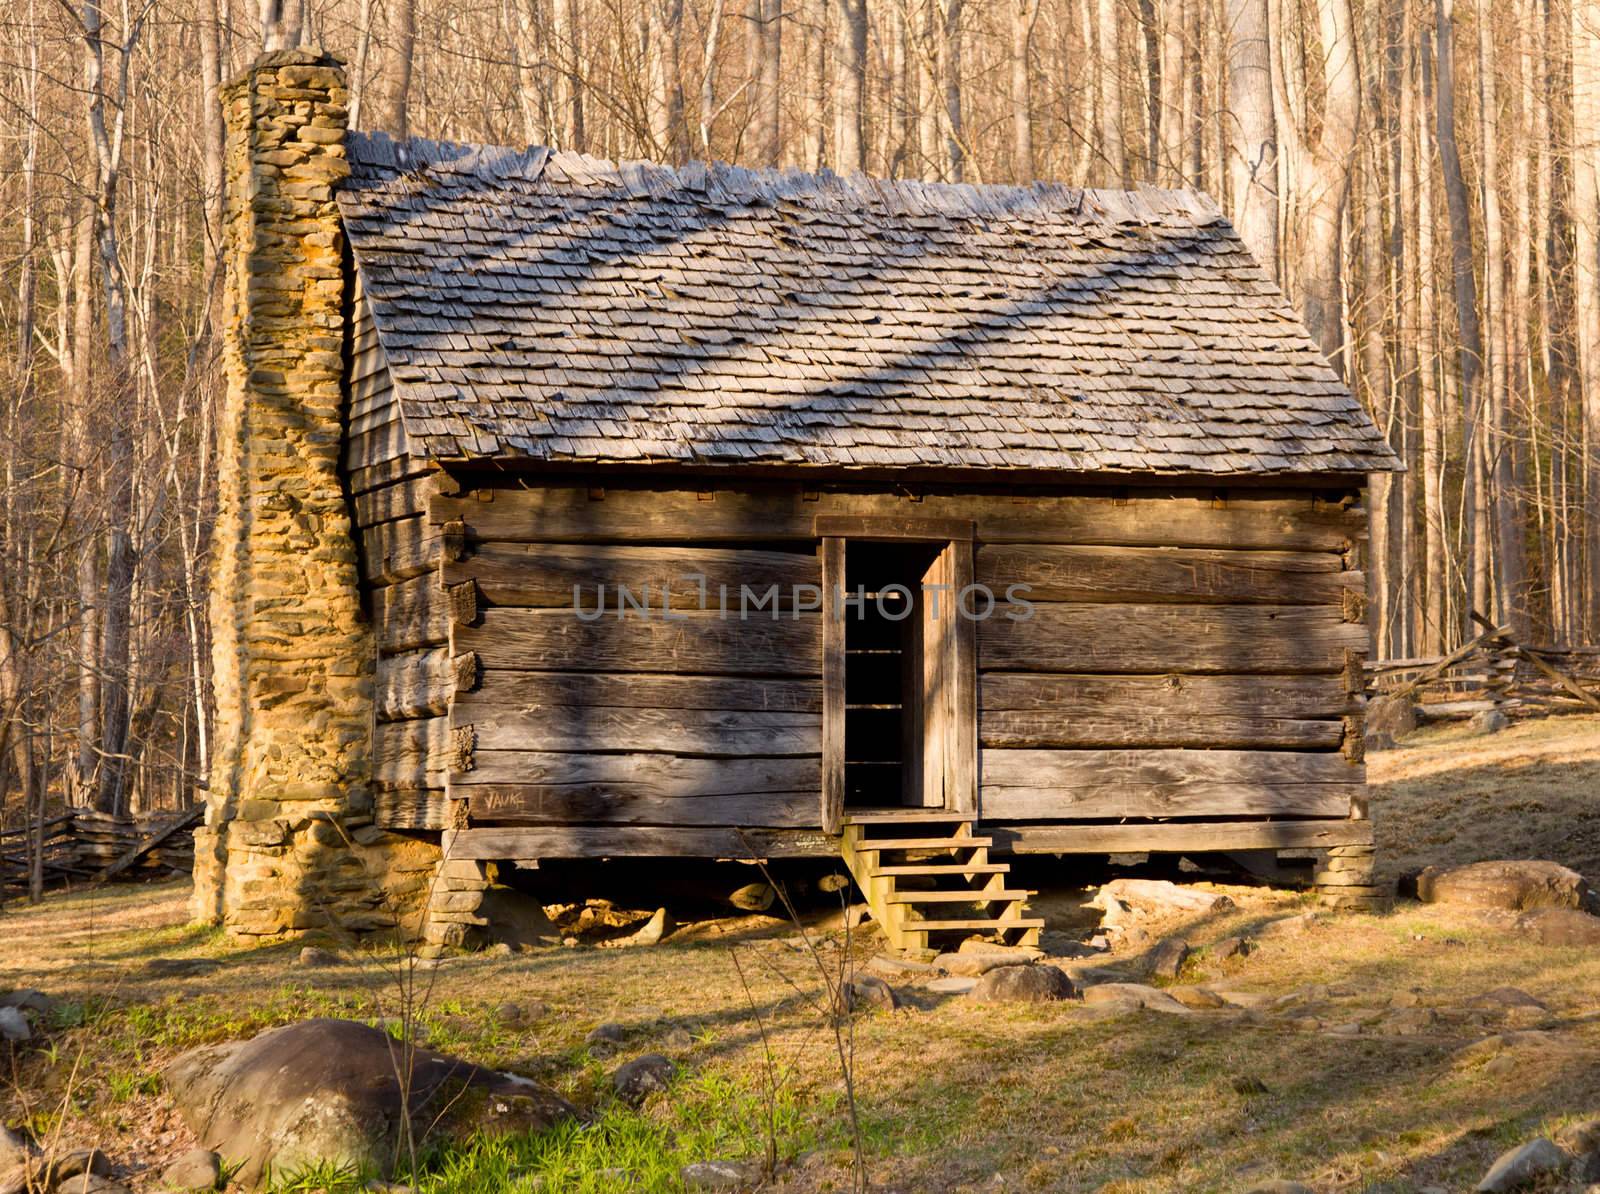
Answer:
top-left (916, 0), bottom-right (942, 176)
top-left (1436, 0), bottom-right (1483, 640)
top-left (555, 0), bottom-right (586, 150)
top-left (746, 0), bottom-right (783, 165)
top-left (1096, 0), bottom-right (1125, 186)
top-left (1010, 0), bottom-right (1040, 181)
top-left (1225, 0), bottom-right (1277, 269)
top-left (377, 0), bottom-right (417, 138)
top-left (647, 0), bottom-right (687, 159)
top-left (1573, 0), bottom-right (1600, 635)
top-left (1419, 24), bottom-right (1449, 653)
top-left (834, 0), bottom-right (868, 172)
top-left (940, 0), bottom-right (964, 181)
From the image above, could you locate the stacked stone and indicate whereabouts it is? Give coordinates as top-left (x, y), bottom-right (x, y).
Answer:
top-left (1313, 845), bottom-right (1387, 911)
top-left (420, 852), bottom-right (494, 956)
top-left (195, 49), bottom-right (437, 939)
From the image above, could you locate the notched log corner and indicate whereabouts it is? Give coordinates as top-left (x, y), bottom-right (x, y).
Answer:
top-left (449, 725), bottom-right (476, 773)
top-left (452, 650), bottom-right (481, 693)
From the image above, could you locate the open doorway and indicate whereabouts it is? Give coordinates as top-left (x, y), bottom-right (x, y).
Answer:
top-left (842, 540), bottom-right (946, 811)
top-left (818, 520), bottom-right (978, 834)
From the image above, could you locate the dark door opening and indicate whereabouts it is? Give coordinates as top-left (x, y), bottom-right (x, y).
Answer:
top-left (843, 540), bottom-right (948, 811)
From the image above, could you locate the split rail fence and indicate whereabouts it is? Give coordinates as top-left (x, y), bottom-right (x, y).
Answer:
top-left (1367, 614), bottom-right (1600, 723)
top-left (0, 806), bottom-right (199, 893)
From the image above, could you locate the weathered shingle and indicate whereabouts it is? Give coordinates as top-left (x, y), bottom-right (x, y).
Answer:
top-left (339, 132), bottom-right (1399, 476)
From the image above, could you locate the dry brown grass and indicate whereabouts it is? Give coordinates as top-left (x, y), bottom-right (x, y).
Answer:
top-left (2, 715), bottom-right (1598, 1192)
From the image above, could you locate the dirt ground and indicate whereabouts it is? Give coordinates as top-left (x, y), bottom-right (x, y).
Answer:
top-left (2, 715), bottom-right (1599, 1193)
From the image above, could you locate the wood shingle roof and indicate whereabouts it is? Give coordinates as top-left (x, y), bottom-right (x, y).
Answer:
top-left (339, 132), bottom-right (1399, 476)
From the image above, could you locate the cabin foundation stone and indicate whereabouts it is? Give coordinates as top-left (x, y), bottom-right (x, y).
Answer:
top-left (195, 48), bottom-right (436, 940)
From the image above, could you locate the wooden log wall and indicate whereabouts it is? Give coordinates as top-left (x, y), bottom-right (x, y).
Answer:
top-left (344, 289), bottom-right (452, 831)
top-left (430, 478), bottom-right (1371, 838)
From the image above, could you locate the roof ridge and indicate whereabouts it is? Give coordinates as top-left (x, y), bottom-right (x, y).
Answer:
top-left (346, 130), bottom-right (1223, 225)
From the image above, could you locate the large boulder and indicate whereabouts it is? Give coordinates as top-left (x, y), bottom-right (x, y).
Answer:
top-left (1514, 907), bottom-right (1600, 947)
top-left (163, 1018), bottom-right (575, 1188)
top-left (1364, 694), bottom-right (1418, 750)
top-left (1474, 1138), bottom-right (1566, 1192)
top-left (1416, 860), bottom-right (1590, 912)
top-left (967, 965), bottom-right (1076, 1004)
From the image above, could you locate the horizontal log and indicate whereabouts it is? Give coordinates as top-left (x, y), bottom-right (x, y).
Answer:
top-left (991, 818), bottom-right (1373, 854)
top-left (981, 672), bottom-right (1355, 716)
top-left (347, 454), bottom-right (438, 498)
top-left (465, 705), bottom-right (822, 756)
top-left (375, 716), bottom-right (450, 787)
top-left (976, 544), bottom-right (1357, 605)
top-left (454, 672), bottom-right (822, 715)
top-left (455, 609), bottom-right (822, 676)
top-left (376, 573), bottom-right (452, 655)
top-left (979, 673), bottom-right (1352, 748)
top-left (377, 648), bottom-right (454, 720)
top-left (359, 516), bottom-right (441, 585)
top-left (980, 748), bottom-right (1361, 819)
top-left (445, 825), bottom-right (838, 860)
top-left (979, 604), bottom-right (1370, 674)
top-left (449, 542), bottom-right (820, 609)
top-left (452, 749), bottom-right (821, 794)
top-left (466, 785), bottom-right (816, 827)
top-left (430, 484), bottom-right (1363, 552)
top-left (352, 474), bottom-right (443, 530)
top-left (374, 787), bottom-right (450, 831)
top-left (980, 710), bottom-right (1343, 750)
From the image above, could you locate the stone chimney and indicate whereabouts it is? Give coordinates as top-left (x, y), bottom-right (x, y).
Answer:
top-left (195, 50), bottom-right (430, 937)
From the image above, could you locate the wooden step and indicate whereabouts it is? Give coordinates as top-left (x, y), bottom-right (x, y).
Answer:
top-left (843, 810), bottom-right (973, 824)
top-left (868, 863), bottom-right (1009, 877)
top-left (900, 916), bottom-right (1047, 932)
top-left (887, 888), bottom-right (1031, 904)
top-left (851, 836), bottom-right (993, 851)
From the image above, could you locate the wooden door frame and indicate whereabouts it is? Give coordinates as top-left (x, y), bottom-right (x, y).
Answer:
top-left (817, 521), bottom-right (977, 835)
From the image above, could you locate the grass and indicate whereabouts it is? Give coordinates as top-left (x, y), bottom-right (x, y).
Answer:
top-left (3, 716), bottom-right (1600, 1191)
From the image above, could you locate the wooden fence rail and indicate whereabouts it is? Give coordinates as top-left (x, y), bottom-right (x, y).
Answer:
top-left (0, 807), bottom-right (197, 893)
top-left (1367, 617), bottom-right (1600, 724)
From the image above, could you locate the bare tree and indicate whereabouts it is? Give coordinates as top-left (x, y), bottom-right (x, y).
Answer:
top-left (834, 0), bottom-right (868, 172)
top-left (1010, 0), bottom-right (1041, 180)
top-left (1225, 0), bottom-right (1276, 268)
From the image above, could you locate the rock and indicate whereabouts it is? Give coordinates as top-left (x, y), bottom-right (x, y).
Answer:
top-left (1258, 912), bottom-right (1319, 937)
top-left (1168, 986), bottom-right (1229, 1010)
top-left (621, 907), bottom-right (670, 947)
top-left (957, 938), bottom-right (1041, 960)
top-left (586, 1022), bottom-right (627, 1046)
top-left (143, 958), bottom-right (220, 978)
top-left (1241, 1182), bottom-right (1312, 1194)
top-left (611, 1053), bottom-right (676, 1105)
top-left (728, 883), bottom-right (776, 913)
top-left (1147, 938), bottom-right (1190, 980)
top-left (160, 1147), bottom-right (222, 1191)
top-left (968, 964), bottom-right (1075, 1004)
top-left (1364, 693), bottom-right (1418, 749)
top-left (0, 1128), bottom-right (35, 1171)
top-left (661, 1025), bottom-right (694, 1050)
top-left (41, 1149), bottom-right (109, 1185)
top-left (1467, 987), bottom-right (1549, 1011)
top-left (1417, 860), bottom-right (1589, 912)
top-left (1474, 1138), bottom-right (1567, 1192)
top-left (1210, 936), bottom-right (1252, 961)
top-left (52, 1178), bottom-right (128, 1194)
top-left (866, 954), bottom-right (936, 978)
top-left (1091, 879), bottom-right (1234, 924)
top-left (926, 976), bottom-right (978, 995)
top-left (496, 1000), bottom-right (547, 1026)
top-left (296, 946), bottom-right (338, 967)
top-left (1080, 983), bottom-right (1194, 1015)
top-left (163, 1018), bottom-right (575, 1187)
top-left (1515, 907), bottom-right (1600, 946)
top-left (1471, 708), bottom-right (1511, 735)
top-left (0, 990), bottom-right (54, 1017)
top-left (483, 942), bottom-right (514, 959)
top-left (1232, 1076), bottom-right (1270, 1096)
top-left (818, 872), bottom-right (851, 894)
top-left (0, 1009), bottom-right (30, 1043)
top-left (844, 975), bottom-right (900, 1012)
top-left (935, 951), bottom-right (1026, 978)
top-left (681, 1159), bottom-right (759, 1190)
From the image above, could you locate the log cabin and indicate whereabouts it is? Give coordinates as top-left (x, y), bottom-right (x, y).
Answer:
top-left (194, 50), bottom-right (1399, 949)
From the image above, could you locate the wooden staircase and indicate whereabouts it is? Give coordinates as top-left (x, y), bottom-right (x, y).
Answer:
top-left (839, 811), bottom-right (1043, 953)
